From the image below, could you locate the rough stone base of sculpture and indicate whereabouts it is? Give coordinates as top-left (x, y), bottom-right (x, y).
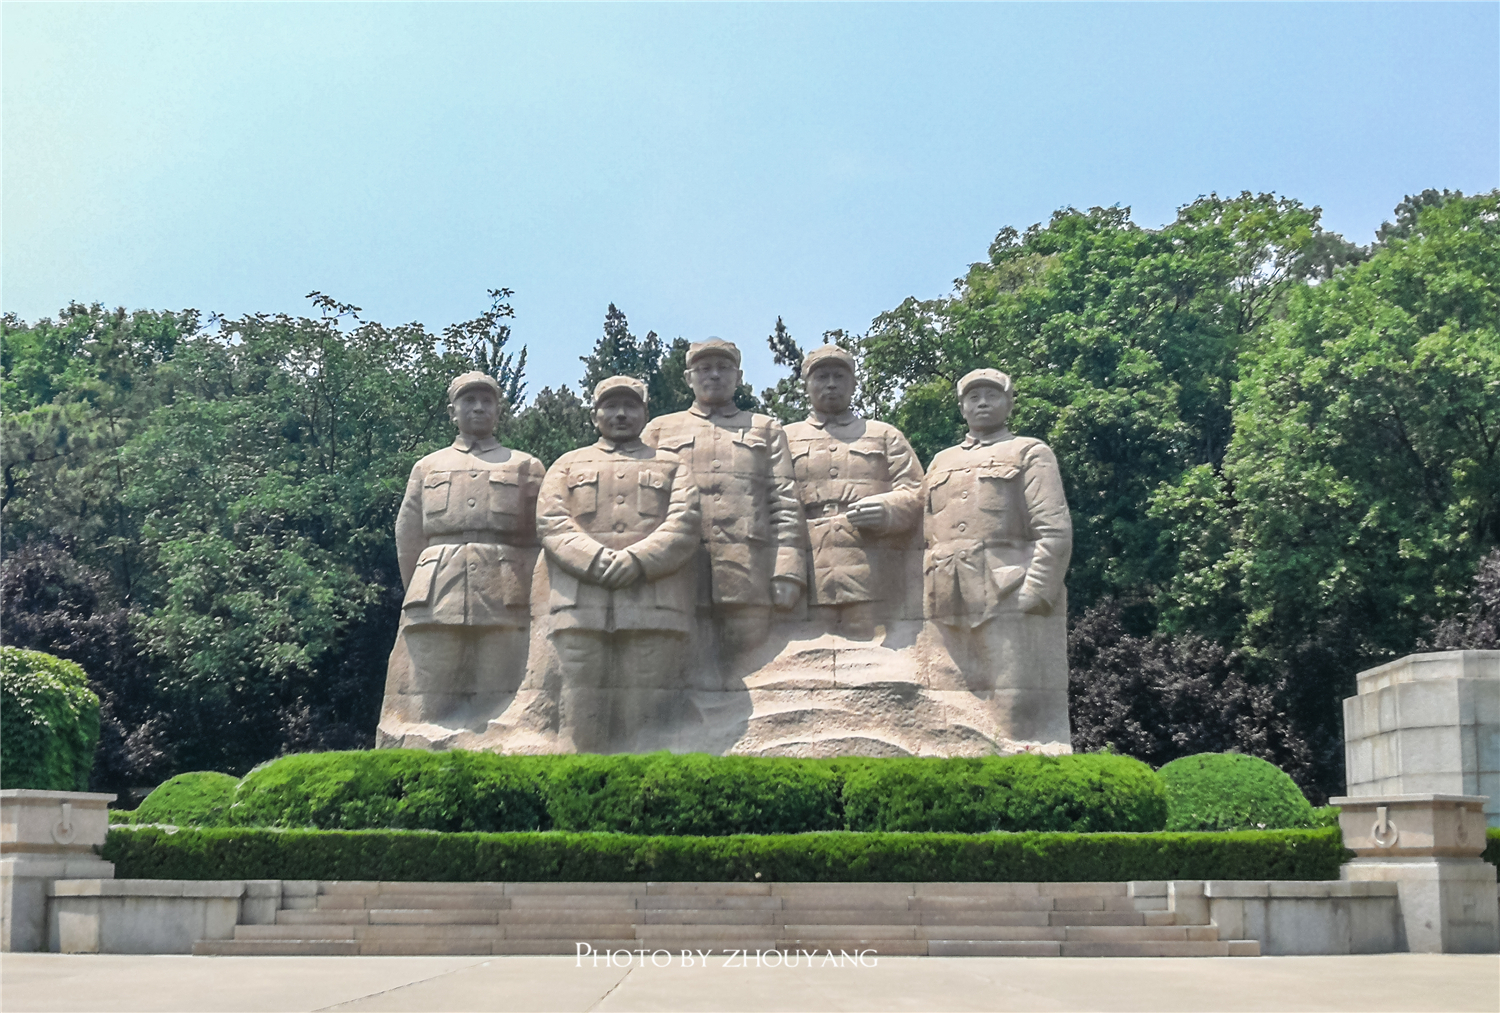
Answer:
top-left (378, 616), bottom-right (1072, 759)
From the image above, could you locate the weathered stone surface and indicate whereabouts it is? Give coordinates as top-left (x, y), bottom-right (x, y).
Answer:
top-left (378, 360), bottom-right (1075, 757)
top-left (1342, 650), bottom-right (1500, 826)
top-left (1, 790), bottom-right (115, 952)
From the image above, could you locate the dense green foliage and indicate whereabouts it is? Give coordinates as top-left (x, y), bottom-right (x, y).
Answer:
top-left (544, 754), bottom-right (844, 835)
top-left (103, 825), bottom-right (1346, 883)
top-left (836, 755), bottom-right (1165, 833)
top-left (230, 750), bottom-right (550, 832)
top-left (1159, 753), bottom-right (1315, 831)
top-left (0, 647), bottom-right (100, 790)
top-left (1485, 828), bottom-right (1499, 868)
top-left (217, 750), bottom-right (1161, 835)
top-left (127, 771), bottom-right (239, 827)
top-left (4, 189), bottom-right (1494, 798)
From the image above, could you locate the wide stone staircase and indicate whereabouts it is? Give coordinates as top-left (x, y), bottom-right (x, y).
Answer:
top-left (194, 881), bottom-right (1261, 957)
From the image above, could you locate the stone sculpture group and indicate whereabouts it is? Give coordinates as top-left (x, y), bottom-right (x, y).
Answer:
top-left (379, 339), bottom-right (1074, 758)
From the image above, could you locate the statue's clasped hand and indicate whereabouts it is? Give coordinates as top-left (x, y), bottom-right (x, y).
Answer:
top-left (845, 498), bottom-right (887, 531)
top-left (591, 548), bottom-right (644, 590)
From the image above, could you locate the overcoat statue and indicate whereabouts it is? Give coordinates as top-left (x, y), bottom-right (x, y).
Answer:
top-left (379, 372), bottom-right (544, 739)
top-left (923, 368), bottom-right (1073, 746)
top-left (539, 375), bottom-right (702, 751)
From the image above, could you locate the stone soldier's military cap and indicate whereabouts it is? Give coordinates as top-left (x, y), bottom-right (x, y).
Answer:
top-left (447, 371), bottom-right (503, 404)
top-left (685, 338), bottom-right (742, 368)
top-left (593, 375), bottom-right (649, 405)
top-left (800, 343), bottom-right (856, 379)
top-left (956, 368), bottom-right (1014, 399)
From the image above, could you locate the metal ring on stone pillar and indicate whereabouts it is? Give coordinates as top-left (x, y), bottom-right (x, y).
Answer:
top-left (1370, 804), bottom-right (1399, 848)
top-left (52, 801), bottom-right (76, 845)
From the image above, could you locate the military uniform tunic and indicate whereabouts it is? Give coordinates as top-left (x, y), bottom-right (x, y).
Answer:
top-left (538, 438), bottom-right (701, 633)
top-left (641, 404), bottom-right (806, 606)
top-left (784, 412), bottom-right (924, 606)
top-left (923, 431), bottom-right (1072, 629)
top-left (395, 435), bottom-right (545, 627)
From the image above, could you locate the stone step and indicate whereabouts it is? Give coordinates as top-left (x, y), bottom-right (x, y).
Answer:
top-left (1058, 940), bottom-right (1260, 958)
top-left (194, 939), bottom-right (359, 956)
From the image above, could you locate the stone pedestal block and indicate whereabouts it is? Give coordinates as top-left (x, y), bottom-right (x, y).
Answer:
top-left (1, 790), bottom-right (115, 952)
top-left (1333, 793), bottom-right (1498, 953)
top-left (1341, 650), bottom-right (1499, 825)
top-left (48, 880), bottom-right (244, 953)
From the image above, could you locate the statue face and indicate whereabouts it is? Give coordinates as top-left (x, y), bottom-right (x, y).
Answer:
top-left (593, 392), bottom-right (647, 442)
top-left (448, 387), bottom-right (500, 439)
top-left (684, 353), bottom-right (742, 407)
top-left (959, 383), bottom-right (1012, 435)
top-left (806, 363), bottom-right (855, 417)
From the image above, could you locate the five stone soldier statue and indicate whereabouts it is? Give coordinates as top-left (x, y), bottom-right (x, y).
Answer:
top-left (641, 339), bottom-right (806, 658)
top-left (784, 344), bottom-right (924, 638)
top-left (923, 368), bottom-right (1074, 746)
top-left (378, 371), bottom-right (545, 738)
top-left (538, 376), bottom-right (702, 752)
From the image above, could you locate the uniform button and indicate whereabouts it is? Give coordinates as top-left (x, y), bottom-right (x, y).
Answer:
top-left (616, 494), bottom-right (626, 504)
top-left (468, 564), bottom-right (477, 572)
top-left (614, 522), bottom-right (627, 533)
top-left (958, 522), bottom-right (967, 532)
top-left (964, 468), bottom-right (972, 474)
top-left (713, 460), bottom-right (722, 469)
top-left (714, 494), bottom-right (722, 502)
top-left (715, 431), bottom-right (722, 440)
top-left (961, 491), bottom-right (969, 499)
top-left (470, 471), bottom-right (478, 478)
top-left (616, 471), bottom-right (625, 479)
top-left (467, 498), bottom-right (476, 507)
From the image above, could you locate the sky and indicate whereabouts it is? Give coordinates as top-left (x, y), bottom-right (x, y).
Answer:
top-left (4, 2), bottom-right (1497, 397)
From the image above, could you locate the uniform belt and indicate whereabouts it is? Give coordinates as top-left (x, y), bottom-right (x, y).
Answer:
top-left (426, 533), bottom-right (523, 546)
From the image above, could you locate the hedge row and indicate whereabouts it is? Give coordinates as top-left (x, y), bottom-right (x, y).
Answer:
top-left (165, 750), bottom-right (1171, 835)
top-left (102, 825), bottom-right (1348, 883)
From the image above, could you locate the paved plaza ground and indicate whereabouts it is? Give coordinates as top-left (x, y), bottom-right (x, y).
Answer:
top-left (2, 953), bottom-right (1497, 1012)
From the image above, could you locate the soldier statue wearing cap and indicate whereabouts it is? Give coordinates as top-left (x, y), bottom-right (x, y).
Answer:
top-left (378, 371), bottom-right (546, 740)
top-left (641, 338), bottom-right (806, 660)
top-left (923, 368), bottom-right (1073, 745)
top-left (537, 375), bottom-right (702, 751)
top-left (784, 344), bottom-right (924, 637)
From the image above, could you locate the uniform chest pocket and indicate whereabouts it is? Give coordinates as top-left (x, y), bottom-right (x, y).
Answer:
top-left (977, 463), bottom-right (1020, 513)
top-left (488, 469), bottom-right (521, 516)
top-left (789, 443), bottom-right (816, 483)
top-left (848, 443), bottom-right (889, 483)
top-left (567, 468), bottom-right (599, 514)
top-left (638, 467), bottom-right (669, 516)
top-left (730, 434), bottom-right (767, 473)
top-left (927, 470), bottom-right (954, 514)
top-left (422, 474), bottom-right (452, 515)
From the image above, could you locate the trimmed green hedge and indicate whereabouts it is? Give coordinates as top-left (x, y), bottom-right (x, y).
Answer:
top-left (1159, 753), bottom-right (1314, 831)
top-left (1485, 828), bottom-right (1499, 868)
top-left (130, 772), bottom-right (239, 827)
top-left (0, 647), bottom-right (100, 791)
top-left (222, 750), bottom-right (1167, 835)
top-left (103, 825), bottom-right (1348, 883)
top-left (837, 755), bottom-right (1166, 833)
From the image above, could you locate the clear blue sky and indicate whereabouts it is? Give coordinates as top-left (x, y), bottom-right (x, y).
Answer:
top-left (5, 2), bottom-right (1497, 396)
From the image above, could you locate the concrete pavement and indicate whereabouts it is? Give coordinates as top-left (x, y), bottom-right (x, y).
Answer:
top-left (2, 953), bottom-right (1497, 1012)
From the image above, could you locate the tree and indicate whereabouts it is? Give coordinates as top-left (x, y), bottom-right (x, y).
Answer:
top-left (502, 385), bottom-right (594, 466)
top-left (439, 288), bottom-right (528, 408)
top-left (1428, 548), bottom-right (1500, 650)
top-left (759, 317), bottom-right (806, 425)
top-left (579, 303), bottom-right (663, 402)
